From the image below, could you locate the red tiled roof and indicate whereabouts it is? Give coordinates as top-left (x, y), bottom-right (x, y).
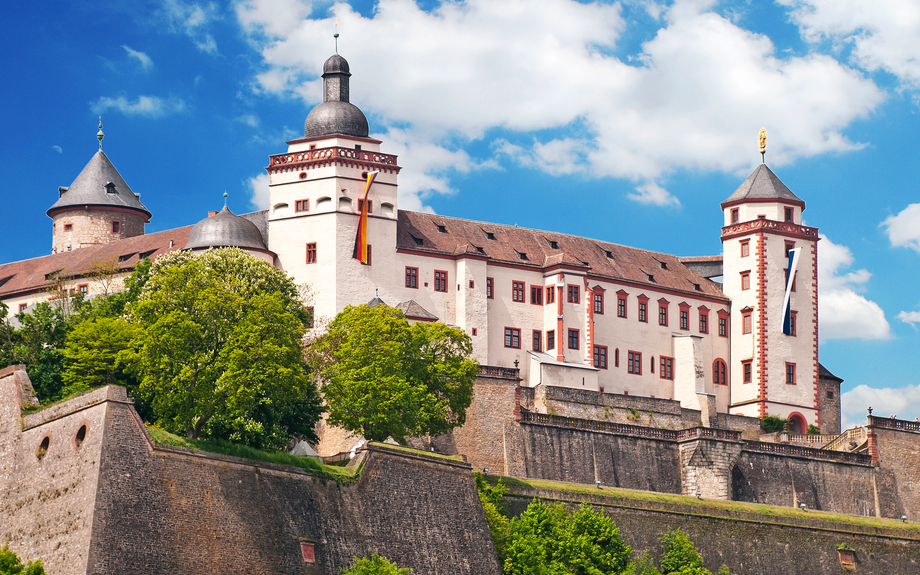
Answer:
top-left (0, 227), bottom-right (192, 299)
top-left (678, 256), bottom-right (723, 263)
top-left (397, 211), bottom-right (727, 300)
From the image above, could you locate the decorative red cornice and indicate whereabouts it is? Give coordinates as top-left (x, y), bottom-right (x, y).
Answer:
top-left (721, 219), bottom-right (818, 242)
top-left (266, 146), bottom-right (401, 175)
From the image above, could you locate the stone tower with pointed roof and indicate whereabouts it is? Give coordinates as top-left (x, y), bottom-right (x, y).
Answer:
top-left (47, 148), bottom-right (151, 254)
top-left (265, 52), bottom-right (401, 321)
top-left (720, 164), bottom-right (821, 433)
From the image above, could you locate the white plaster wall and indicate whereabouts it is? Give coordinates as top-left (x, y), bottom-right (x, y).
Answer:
top-left (673, 335), bottom-right (704, 410)
top-left (723, 201), bottom-right (800, 225)
top-left (723, 233), bottom-right (760, 408)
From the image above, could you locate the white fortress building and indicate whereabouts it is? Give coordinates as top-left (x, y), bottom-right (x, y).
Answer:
top-left (0, 52), bottom-right (840, 439)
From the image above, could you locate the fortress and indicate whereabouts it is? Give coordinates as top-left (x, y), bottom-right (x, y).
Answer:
top-left (2, 53), bottom-right (920, 573)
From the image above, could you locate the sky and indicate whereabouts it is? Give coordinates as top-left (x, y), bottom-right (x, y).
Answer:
top-left (3, 0), bottom-right (920, 429)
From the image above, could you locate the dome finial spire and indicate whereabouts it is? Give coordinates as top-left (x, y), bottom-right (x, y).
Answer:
top-left (223, 191), bottom-right (228, 207)
top-left (97, 117), bottom-right (104, 151)
top-left (758, 128), bottom-right (767, 164)
top-left (334, 20), bottom-right (339, 54)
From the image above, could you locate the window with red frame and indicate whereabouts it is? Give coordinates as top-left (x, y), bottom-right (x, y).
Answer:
top-left (487, 277), bottom-right (494, 299)
top-left (680, 309), bottom-right (689, 330)
top-left (405, 267), bottom-right (418, 288)
top-left (531, 285), bottom-right (543, 305)
top-left (741, 271), bottom-right (750, 290)
top-left (532, 330), bottom-right (542, 352)
top-left (627, 351), bottom-right (641, 374)
top-left (718, 311), bottom-right (728, 337)
top-left (699, 309), bottom-right (709, 333)
top-left (742, 310), bottom-right (752, 334)
top-left (785, 241), bottom-right (795, 256)
top-left (731, 208), bottom-right (739, 224)
top-left (306, 243), bottom-right (317, 264)
top-left (713, 359), bottom-right (727, 385)
top-left (295, 199), bottom-right (309, 212)
top-left (594, 292), bottom-right (603, 314)
top-left (659, 303), bottom-right (668, 326)
top-left (742, 360), bottom-right (752, 383)
top-left (785, 207), bottom-right (794, 222)
top-left (617, 295), bottom-right (626, 318)
top-left (614, 348), bottom-right (619, 367)
top-left (363, 245), bottom-right (372, 265)
top-left (547, 330), bottom-right (555, 350)
top-left (546, 285), bottom-right (555, 304)
top-left (594, 345), bottom-right (608, 369)
top-left (567, 285), bottom-right (580, 304)
top-left (504, 327), bottom-right (520, 349)
top-left (112, 221), bottom-right (121, 233)
top-left (568, 329), bottom-right (579, 350)
top-left (659, 356), bottom-right (673, 380)
top-left (650, 356), bottom-right (655, 374)
top-left (786, 363), bottom-right (796, 384)
top-left (434, 270), bottom-right (448, 292)
top-left (78, 284), bottom-right (88, 294)
top-left (357, 199), bottom-right (373, 213)
top-left (740, 240), bottom-right (749, 257)
top-left (64, 223), bottom-right (73, 232)
top-left (18, 303), bottom-right (27, 312)
top-left (638, 302), bottom-right (647, 322)
top-left (789, 310), bottom-right (797, 336)
top-left (512, 281), bottom-right (525, 302)
top-left (784, 268), bottom-right (797, 291)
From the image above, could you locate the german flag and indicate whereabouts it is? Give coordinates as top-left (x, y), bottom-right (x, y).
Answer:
top-left (353, 171), bottom-right (379, 264)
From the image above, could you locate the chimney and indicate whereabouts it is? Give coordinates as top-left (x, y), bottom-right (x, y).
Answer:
top-left (208, 211), bottom-right (218, 217)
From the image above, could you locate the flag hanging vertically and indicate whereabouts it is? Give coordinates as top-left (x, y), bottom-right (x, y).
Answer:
top-left (353, 171), bottom-right (379, 264)
top-left (782, 247), bottom-right (802, 335)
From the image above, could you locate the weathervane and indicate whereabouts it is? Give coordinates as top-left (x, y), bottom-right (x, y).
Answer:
top-left (223, 191), bottom-right (228, 207)
top-left (97, 117), bottom-right (105, 151)
top-left (758, 128), bottom-right (767, 164)
top-left (334, 20), bottom-right (339, 54)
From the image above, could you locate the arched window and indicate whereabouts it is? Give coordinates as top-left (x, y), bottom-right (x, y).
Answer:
top-left (788, 412), bottom-right (807, 434)
top-left (713, 359), bottom-right (727, 385)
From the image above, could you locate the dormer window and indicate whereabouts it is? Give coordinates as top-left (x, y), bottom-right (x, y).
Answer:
top-left (485, 231), bottom-right (496, 240)
top-left (475, 246), bottom-right (485, 254)
top-left (437, 225), bottom-right (447, 233)
top-left (518, 251), bottom-right (528, 261)
top-left (647, 274), bottom-right (655, 282)
top-left (605, 250), bottom-right (614, 259)
top-left (410, 234), bottom-right (424, 246)
top-left (549, 240), bottom-right (559, 249)
top-left (105, 181), bottom-right (117, 194)
top-left (659, 261), bottom-right (667, 270)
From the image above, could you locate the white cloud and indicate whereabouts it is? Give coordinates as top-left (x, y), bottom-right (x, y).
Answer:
top-left (51, 145), bottom-right (62, 154)
top-left (122, 45), bottom-right (153, 70)
top-left (880, 203), bottom-right (920, 251)
top-left (159, 0), bottom-right (221, 54)
top-left (780, 0), bottom-right (920, 88)
top-left (236, 0), bottom-right (884, 210)
top-left (628, 182), bottom-right (680, 206)
top-left (897, 310), bottom-right (920, 325)
top-left (236, 114), bottom-right (260, 127)
top-left (818, 234), bottom-right (890, 340)
top-left (246, 172), bottom-right (270, 210)
top-left (841, 384), bottom-right (920, 429)
top-left (90, 95), bottom-right (186, 117)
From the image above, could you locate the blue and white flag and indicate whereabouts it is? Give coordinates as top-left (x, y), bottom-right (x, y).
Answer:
top-left (782, 247), bottom-right (802, 335)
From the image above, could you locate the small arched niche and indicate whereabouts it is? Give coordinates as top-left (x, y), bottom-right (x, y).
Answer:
top-left (338, 197), bottom-right (354, 212)
top-left (75, 424), bottom-right (87, 448)
top-left (272, 203), bottom-right (290, 216)
top-left (381, 202), bottom-right (395, 217)
top-left (316, 197), bottom-right (332, 212)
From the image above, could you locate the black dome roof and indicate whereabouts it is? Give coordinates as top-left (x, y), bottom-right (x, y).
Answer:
top-left (185, 206), bottom-right (267, 251)
top-left (304, 101), bottom-right (369, 138)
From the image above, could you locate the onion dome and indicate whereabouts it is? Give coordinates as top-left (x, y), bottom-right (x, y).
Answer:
top-left (47, 150), bottom-right (151, 219)
top-left (303, 54), bottom-right (369, 138)
top-left (185, 205), bottom-right (267, 251)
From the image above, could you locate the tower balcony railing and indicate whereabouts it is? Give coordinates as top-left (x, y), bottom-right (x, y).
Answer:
top-left (868, 415), bottom-right (920, 432)
top-left (721, 219), bottom-right (818, 239)
top-left (478, 365), bottom-right (520, 379)
top-left (268, 146), bottom-right (399, 171)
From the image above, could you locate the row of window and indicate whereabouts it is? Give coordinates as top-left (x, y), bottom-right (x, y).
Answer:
top-left (293, 199), bottom-right (373, 214)
top-left (738, 360), bottom-right (798, 384)
top-left (739, 309), bottom-right (797, 336)
top-left (730, 207), bottom-right (795, 224)
top-left (306, 243), bottom-right (373, 266)
top-left (54, 222), bottom-right (121, 233)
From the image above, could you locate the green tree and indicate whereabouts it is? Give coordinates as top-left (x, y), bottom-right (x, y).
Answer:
top-left (128, 248), bottom-right (321, 448)
top-left (760, 415), bottom-right (787, 433)
top-left (0, 545), bottom-right (45, 575)
top-left (309, 304), bottom-right (478, 443)
top-left (0, 301), bottom-right (14, 368)
top-left (476, 474), bottom-right (511, 562)
top-left (60, 317), bottom-right (138, 396)
top-left (340, 554), bottom-right (411, 575)
top-left (624, 553), bottom-right (661, 575)
top-left (12, 302), bottom-right (70, 402)
top-left (659, 529), bottom-right (708, 575)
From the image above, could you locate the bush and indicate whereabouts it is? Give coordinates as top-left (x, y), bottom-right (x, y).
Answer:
top-left (0, 545), bottom-right (45, 575)
top-left (760, 415), bottom-right (787, 433)
top-left (340, 554), bottom-right (411, 575)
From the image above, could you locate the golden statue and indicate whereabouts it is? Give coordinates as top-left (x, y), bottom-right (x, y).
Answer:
top-left (758, 128), bottom-right (767, 162)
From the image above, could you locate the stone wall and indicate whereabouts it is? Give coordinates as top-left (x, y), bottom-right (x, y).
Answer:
top-left (501, 485), bottom-right (920, 575)
top-left (873, 420), bottom-right (920, 521)
top-left (52, 208), bottom-right (145, 254)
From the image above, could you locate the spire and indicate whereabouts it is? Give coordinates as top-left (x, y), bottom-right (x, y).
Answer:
top-left (223, 191), bottom-right (228, 207)
top-left (334, 20), bottom-right (339, 54)
top-left (97, 117), bottom-right (104, 150)
top-left (758, 128), bottom-right (767, 164)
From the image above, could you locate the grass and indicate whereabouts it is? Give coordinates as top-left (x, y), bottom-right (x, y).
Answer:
top-left (20, 387), bottom-right (104, 417)
top-left (488, 475), bottom-right (920, 536)
top-left (146, 425), bottom-right (359, 484)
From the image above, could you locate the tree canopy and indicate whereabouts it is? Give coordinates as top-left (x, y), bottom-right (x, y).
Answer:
top-left (308, 304), bottom-right (478, 443)
top-left (0, 545), bottom-right (45, 575)
top-left (128, 248), bottom-right (321, 448)
top-left (340, 554), bottom-right (412, 575)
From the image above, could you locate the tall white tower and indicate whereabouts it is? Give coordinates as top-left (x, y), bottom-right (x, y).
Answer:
top-left (721, 164), bottom-right (820, 433)
top-left (265, 54), bottom-right (401, 324)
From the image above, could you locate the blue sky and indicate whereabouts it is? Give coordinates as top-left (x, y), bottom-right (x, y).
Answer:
top-left (3, 0), bottom-right (920, 428)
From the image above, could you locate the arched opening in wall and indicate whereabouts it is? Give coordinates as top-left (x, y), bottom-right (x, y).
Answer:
top-left (75, 425), bottom-right (87, 448)
top-left (380, 202), bottom-right (395, 217)
top-left (788, 412), bottom-right (807, 434)
top-left (316, 197), bottom-right (332, 212)
top-left (37, 436), bottom-right (50, 460)
top-left (338, 197), bottom-right (353, 212)
top-left (273, 203), bottom-right (289, 216)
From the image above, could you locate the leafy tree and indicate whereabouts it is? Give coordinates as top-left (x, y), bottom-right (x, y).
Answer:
top-left (309, 304), bottom-right (478, 443)
top-left (340, 554), bottom-right (411, 575)
top-left (12, 303), bottom-right (70, 402)
top-left (807, 424), bottom-right (820, 435)
top-left (128, 248), bottom-right (321, 448)
top-left (60, 317), bottom-right (138, 396)
top-left (659, 529), bottom-right (707, 575)
top-left (760, 415), bottom-right (787, 433)
top-left (0, 545), bottom-right (45, 575)
top-left (0, 301), bottom-right (14, 368)
top-left (476, 474), bottom-right (511, 562)
top-left (624, 553), bottom-right (661, 575)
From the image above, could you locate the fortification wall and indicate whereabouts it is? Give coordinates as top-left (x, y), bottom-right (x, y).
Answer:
top-left (503, 421), bottom-right (682, 494)
top-left (873, 422), bottom-right (920, 521)
top-left (501, 485), bottom-right (920, 575)
top-left (732, 451), bottom-right (877, 516)
top-left (0, 367), bottom-right (112, 575)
